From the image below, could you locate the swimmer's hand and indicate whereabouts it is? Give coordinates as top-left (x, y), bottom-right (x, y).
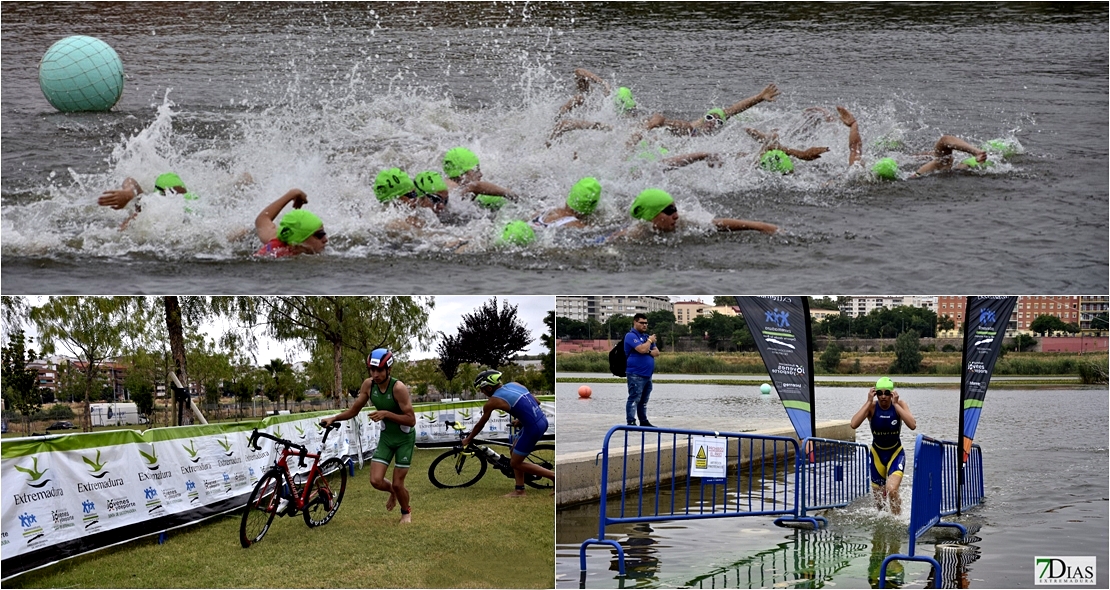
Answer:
top-left (759, 83), bottom-right (780, 103)
top-left (98, 188), bottom-right (137, 210)
top-left (290, 190), bottom-right (308, 209)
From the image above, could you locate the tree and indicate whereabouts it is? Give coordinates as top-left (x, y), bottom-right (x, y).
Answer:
top-left (437, 297), bottom-right (533, 379)
top-left (217, 296), bottom-right (434, 403)
top-left (712, 297), bottom-right (736, 307)
top-left (605, 314), bottom-right (634, 339)
top-left (31, 297), bottom-right (139, 431)
top-left (1013, 333), bottom-right (1038, 352)
top-left (891, 330), bottom-right (923, 374)
top-left (131, 383), bottom-right (156, 424)
top-left (937, 314), bottom-right (956, 333)
top-left (263, 359), bottom-right (290, 412)
top-left (820, 342), bottom-right (842, 373)
top-left (540, 311), bottom-right (555, 390)
top-left (809, 296), bottom-right (841, 311)
top-left (1029, 314), bottom-right (1078, 336)
top-left (2, 330), bottom-right (43, 435)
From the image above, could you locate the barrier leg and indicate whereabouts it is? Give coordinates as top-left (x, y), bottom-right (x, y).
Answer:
top-left (580, 538), bottom-right (626, 575)
top-left (934, 521), bottom-right (967, 537)
top-left (773, 515), bottom-right (826, 529)
top-left (879, 554), bottom-right (943, 589)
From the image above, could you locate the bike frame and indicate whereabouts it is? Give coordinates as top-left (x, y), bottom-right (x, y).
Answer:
top-left (250, 426), bottom-right (338, 511)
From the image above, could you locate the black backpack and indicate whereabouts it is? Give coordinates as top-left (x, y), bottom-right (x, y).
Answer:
top-left (608, 341), bottom-right (628, 377)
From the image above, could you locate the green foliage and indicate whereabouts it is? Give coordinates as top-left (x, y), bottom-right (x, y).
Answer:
top-left (809, 296), bottom-right (840, 311)
top-left (2, 330), bottom-right (41, 433)
top-left (437, 298), bottom-right (532, 379)
top-left (890, 330), bottom-right (923, 374)
top-left (130, 384), bottom-right (155, 421)
top-left (605, 314), bottom-right (634, 339)
top-left (1078, 360), bottom-right (1108, 384)
top-left (554, 316), bottom-right (604, 339)
top-left (820, 342), bottom-right (842, 373)
top-left (814, 305), bottom-right (941, 339)
top-left (941, 344), bottom-right (958, 352)
top-left (540, 311), bottom-right (555, 390)
top-left (1029, 314), bottom-right (1079, 336)
top-left (689, 312), bottom-right (751, 351)
top-left (1013, 333), bottom-right (1038, 352)
top-left (44, 403), bottom-right (75, 420)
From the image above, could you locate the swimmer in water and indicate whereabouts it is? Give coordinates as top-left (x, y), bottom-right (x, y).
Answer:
top-left (528, 177), bottom-right (603, 231)
top-left (608, 188), bottom-right (778, 241)
top-left (643, 83), bottom-right (782, 137)
top-left (442, 147), bottom-right (519, 210)
top-left (97, 172), bottom-right (200, 231)
top-left (835, 106), bottom-right (991, 180)
top-left (254, 188), bottom-right (328, 257)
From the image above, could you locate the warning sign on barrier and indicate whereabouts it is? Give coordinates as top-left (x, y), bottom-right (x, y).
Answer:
top-left (691, 437), bottom-right (727, 478)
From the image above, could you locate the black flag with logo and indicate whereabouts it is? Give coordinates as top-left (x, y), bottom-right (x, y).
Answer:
top-left (959, 296), bottom-right (1017, 463)
top-left (735, 296), bottom-right (816, 440)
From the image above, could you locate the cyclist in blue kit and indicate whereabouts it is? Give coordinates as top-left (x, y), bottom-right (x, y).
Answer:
top-left (463, 370), bottom-right (555, 496)
top-left (850, 377), bottom-right (917, 514)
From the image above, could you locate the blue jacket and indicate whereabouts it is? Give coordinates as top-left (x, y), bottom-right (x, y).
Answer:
top-left (624, 329), bottom-right (655, 377)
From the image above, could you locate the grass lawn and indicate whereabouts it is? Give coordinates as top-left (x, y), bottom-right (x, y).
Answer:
top-left (5, 448), bottom-right (555, 588)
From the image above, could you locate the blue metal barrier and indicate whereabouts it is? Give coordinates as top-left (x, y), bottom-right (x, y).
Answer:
top-left (939, 439), bottom-right (984, 516)
top-left (879, 435), bottom-right (969, 589)
top-left (579, 425), bottom-right (821, 575)
top-left (775, 436), bottom-right (870, 528)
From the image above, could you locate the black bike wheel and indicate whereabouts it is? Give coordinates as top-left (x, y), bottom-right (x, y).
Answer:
top-left (240, 471), bottom-right (281, 548)
top-left (428, 448), bottom-right (487, 488)
top-left (303, 458), bottom-right (348, 527)
top-left (523, 443), bottom-right (555, 489)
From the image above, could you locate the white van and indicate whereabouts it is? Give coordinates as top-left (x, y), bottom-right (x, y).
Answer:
top-left (89, 402), bottom-right (147, 427)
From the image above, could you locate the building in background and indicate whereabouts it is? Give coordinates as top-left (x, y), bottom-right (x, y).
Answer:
top-left (556, 296), bottom-right (672, 323)
top-left (840, 296), bottom-right (937, 317)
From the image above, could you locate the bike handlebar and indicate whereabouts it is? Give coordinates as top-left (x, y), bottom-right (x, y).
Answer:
top-left (248, 422), bottom-right (341, 466)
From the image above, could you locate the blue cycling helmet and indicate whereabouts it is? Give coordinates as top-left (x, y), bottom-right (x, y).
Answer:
top-left (367, 348), bottom-right (394, 369)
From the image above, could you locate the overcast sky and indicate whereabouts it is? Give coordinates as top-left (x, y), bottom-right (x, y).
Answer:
top-left (13, 296), bottom-right (554, 365)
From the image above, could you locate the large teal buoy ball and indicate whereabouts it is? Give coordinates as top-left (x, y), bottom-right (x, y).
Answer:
top-left (38, 36), bottom-right (124, 112)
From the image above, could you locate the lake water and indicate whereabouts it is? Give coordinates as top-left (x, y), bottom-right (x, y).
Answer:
top-left (555, 382), bottom-right (1109, 588)
top-left (3, 3), bottom-right (1107, 294)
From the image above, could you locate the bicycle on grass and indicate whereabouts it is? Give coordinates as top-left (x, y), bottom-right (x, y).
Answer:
top-left (240, 422), bottom-right (348, 548)
top-left (427, 420), bottom-right (554, 489)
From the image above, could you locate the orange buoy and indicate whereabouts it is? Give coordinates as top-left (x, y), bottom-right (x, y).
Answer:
top-left (577, 385), bottom-right (592, 398)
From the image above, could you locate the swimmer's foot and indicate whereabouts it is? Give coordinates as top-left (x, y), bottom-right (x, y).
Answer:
top-left (399, 508), bottom-right (411, 523)
top-left (385, 493), bottom-right (396, 512)
top-left (505, 486), bottom-right (528, 498)
top-left (836, 106), bottom-right (856, 128)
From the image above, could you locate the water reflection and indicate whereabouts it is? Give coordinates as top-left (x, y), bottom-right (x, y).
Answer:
top-left (683, 528), bottom-right (869, 589)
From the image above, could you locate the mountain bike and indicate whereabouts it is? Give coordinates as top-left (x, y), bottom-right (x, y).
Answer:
top-left (240, 422), bottom-right (348, 548)
top-left (427, 421), bottom-right (554, 490)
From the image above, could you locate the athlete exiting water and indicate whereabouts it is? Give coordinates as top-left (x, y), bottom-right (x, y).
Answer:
top-left (849, 377), bottom-right (917, 514)
top-left (322, 348), bottom-right (416, 523)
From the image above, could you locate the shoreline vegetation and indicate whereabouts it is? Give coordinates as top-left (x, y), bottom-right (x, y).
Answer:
top-left (556, 351), bottom-right (1108, 387)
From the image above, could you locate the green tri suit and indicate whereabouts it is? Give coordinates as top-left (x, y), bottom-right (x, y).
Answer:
top-left (369, 376), bottom-right (415, 469)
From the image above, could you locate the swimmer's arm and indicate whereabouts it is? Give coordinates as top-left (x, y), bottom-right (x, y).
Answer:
top-left (712, 218), bottom-right (778, 235)
top-left (780, 145), bottom-right (830, 161)
top-left (849, 389), bottom-right (876, 429)
top-left (662, 152), bottom-right (720, 170)
top-left (893, 396), bottom-right (916, 430)
top-left (723, 83), bottom-right (779, 118)
top-left (462, 180), bottom-right (518, 200)
top-left (255, 188), bottom-right (307, 243)
top-left (574, 68), bottom-right (611, 95)
top-left (645, 113), bottom-right (695, 134)
top-left (550, 119), bottom-right (612, 141)
top-left (98, 177), bottom-right (143, 210)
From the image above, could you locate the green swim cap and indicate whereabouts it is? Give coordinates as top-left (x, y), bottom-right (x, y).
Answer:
top-left (475, 194), bottom-right (507, 210)
top-left (615, 87), bottom-right (636, 111)
top-left (277, 209), bottom-right (323, 245)
top-left (443, 147), bottom-right (480, 179)
top-left (629, 188), bottom-right (674, 221)
top-left (154, 172), bottom-right (186, 192)
top-left (499, 220), bottom-right (535, 246)
top-left (875, 377), bottom-right (894, 391)
top-left (871, 157), bottom-right (899, 180)
top-left (566, 177), bottom-right (602, 215)
top-left (706, 107), bottom-right (727, 122)
top-left (982, 139), bottom-right (1017, 158)
top-left (413, 171), bottom-right (448, 196)
top-left (760, 149), bottom-right (794, 174)
top-left (961, 157), bottom-right (995, 169)
top-left (374, 168), bottom-right (415, 203)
